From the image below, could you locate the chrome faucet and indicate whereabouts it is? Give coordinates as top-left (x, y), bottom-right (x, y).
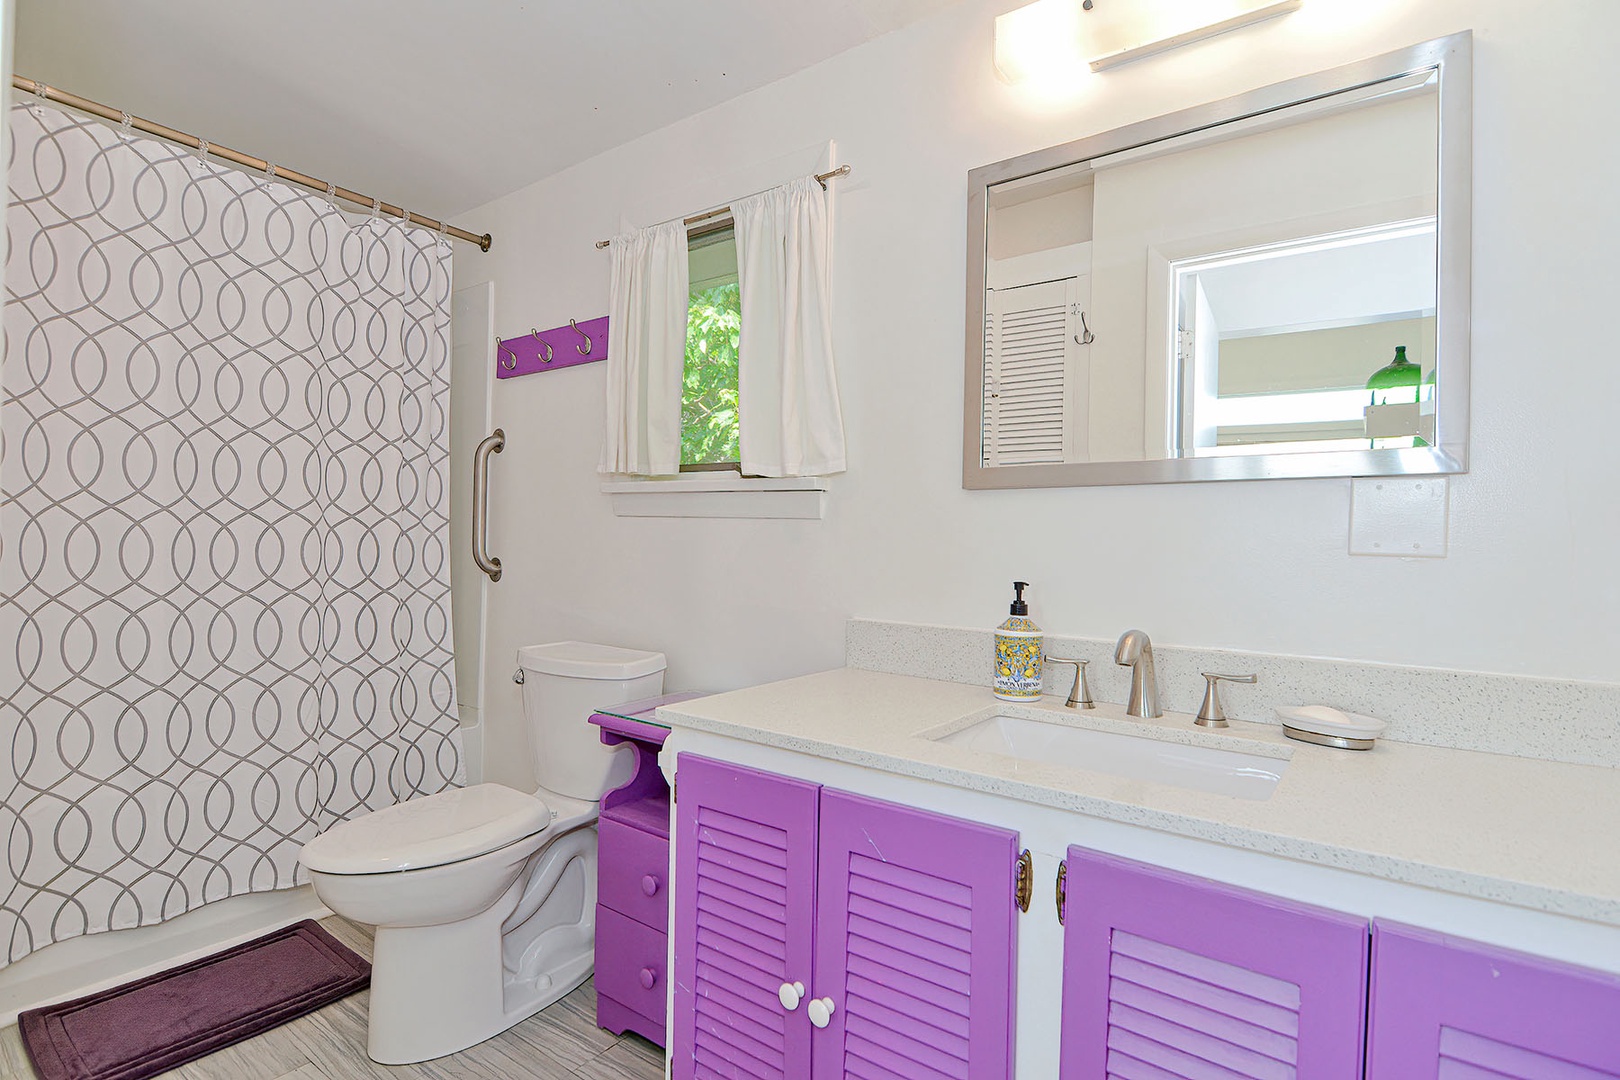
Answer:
top-left (1114, 629), bottom-right (1162, 719)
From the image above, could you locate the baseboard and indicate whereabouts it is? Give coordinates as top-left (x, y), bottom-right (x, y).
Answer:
top-left (0, 886), bottom-right (330, 1027)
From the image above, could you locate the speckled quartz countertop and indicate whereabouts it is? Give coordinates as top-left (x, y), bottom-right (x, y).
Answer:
top-left (658, 667), bottom-right (1620, 926)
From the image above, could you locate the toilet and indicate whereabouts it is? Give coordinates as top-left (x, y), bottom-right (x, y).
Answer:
top-left (299, 641), bottom-right (665, 1065)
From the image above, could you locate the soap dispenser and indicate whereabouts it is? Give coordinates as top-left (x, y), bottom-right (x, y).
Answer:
top-left (993, 581), bottom-right (1044, 701)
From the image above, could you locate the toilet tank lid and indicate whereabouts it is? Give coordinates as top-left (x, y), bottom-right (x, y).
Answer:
top-left (516, 641), bottom-right (667, 680)
top-left (299, 784), bottom-right (552, 875)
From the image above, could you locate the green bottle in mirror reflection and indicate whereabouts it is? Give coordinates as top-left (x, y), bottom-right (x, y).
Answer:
top-left (1365, 345), bottom-right (1430, 448)
top-left (1366, 345), bottom-right (1422, 404)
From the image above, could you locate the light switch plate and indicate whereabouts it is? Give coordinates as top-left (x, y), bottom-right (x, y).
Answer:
top-left (1349, 477), bottom-right (1449, 557)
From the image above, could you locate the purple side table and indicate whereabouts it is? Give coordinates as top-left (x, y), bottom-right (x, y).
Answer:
top-left (590, 691), bottom-right (710, 1047)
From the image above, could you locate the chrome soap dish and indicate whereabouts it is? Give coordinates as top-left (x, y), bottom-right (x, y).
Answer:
top-left (1276, 705), bottom-right (1387, 751)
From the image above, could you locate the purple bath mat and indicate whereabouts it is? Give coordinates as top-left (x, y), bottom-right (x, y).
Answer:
top-left (19, 919), bottom-right (369, 1080)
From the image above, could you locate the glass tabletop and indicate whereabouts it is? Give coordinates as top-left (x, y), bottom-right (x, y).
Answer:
top-left (593, 690), bottom-right (714, 728)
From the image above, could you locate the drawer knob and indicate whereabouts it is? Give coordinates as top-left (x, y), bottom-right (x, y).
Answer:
top-left (778, 981), bottom-right (805, 1010)
top-left (807, 996), bottom-right (836, 1029)
top-left (639, 966), bottom-right (658, 990)
top-left (641, 874), bottom-right (660, 897)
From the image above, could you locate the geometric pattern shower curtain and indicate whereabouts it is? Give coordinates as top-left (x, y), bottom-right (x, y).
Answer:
top-left (0, 102), bottom-right (462, 966)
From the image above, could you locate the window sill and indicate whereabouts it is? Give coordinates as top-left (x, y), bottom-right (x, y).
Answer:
top-left (601, 473), bottom-right (827, 519)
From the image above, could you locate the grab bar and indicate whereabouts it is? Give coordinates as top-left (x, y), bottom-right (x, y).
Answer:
top-left (472, 428), bottom-right (504, 582)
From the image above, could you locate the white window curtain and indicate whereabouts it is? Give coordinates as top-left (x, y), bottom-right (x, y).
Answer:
top-left (599, 219), bottom-right (689, 476)
top-left (732, 176), bottom-right (846, 478)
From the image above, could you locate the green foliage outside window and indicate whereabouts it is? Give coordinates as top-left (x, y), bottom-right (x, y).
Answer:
top-left (682, 281), bottom-right (741, 465)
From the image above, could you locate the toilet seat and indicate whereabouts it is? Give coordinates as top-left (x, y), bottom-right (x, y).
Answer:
top-left (301, 784), bottom-right (553, 875)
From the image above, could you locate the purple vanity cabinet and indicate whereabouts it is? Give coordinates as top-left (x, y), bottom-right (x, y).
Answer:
top-left (591, 692), bottom-right (711, 1047)
top-left (669, 757), bottom-right (1022, 1079)
top-left (672, 756), bottom-right (820, 1080)
top-left (1059, 847), bottom-right (1369, 1079)
top-left (811, 791), bottom-right (1019, 1080)
top-left (1367, 920), bottom-right (1620, 1077)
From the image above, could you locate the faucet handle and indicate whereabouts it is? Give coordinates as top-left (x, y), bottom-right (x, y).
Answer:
top-left (1043, 656), bottom-right (1094, 709)
top-left (1196, 672), bottom-right (1257, 728)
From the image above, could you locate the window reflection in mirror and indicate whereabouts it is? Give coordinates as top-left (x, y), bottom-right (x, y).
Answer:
top-left (978, 67), bottom-right (1444, 470)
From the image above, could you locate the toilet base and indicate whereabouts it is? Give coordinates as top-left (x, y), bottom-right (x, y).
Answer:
top-left (358, 814), bottom-right (601, 1064)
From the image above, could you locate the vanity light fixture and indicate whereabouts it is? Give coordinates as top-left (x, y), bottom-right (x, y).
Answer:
top-left (993, 0), bottom-right (1088, 84)
top-left (995, 0), bottom-right (1302, 81)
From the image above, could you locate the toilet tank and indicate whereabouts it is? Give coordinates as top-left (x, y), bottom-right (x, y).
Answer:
top-left (516, 642), bottom-right (666, 801)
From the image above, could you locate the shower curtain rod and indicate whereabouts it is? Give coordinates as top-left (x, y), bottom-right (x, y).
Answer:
top-left (593, 164), bottom-right (852, 249)
top-left (11, 75), bottom-right (494, 252)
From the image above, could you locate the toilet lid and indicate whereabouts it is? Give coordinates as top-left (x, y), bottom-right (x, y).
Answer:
top-left (300, 784), bottom-right (553, 875)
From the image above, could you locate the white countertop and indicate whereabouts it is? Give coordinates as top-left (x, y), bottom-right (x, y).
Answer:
top-left (658, 667), bottom-right (1620, 926)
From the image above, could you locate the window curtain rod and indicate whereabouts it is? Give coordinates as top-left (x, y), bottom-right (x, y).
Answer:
top-left (11, 75), bottom-right (494, 252)
top-left (593, 165), bottom-right (851, 249)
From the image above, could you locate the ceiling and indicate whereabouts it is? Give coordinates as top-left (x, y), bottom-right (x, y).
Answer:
top-left (14, 0), bottom-right (961, 220)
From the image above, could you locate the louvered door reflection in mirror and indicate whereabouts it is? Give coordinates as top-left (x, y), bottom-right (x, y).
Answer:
top-left (966, 33), bottom-right (1471, 488)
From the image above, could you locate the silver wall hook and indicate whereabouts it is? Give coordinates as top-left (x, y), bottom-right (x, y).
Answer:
top-left (569, 318), bottom-right (593, 356)
top-left (496, 336), bottom-right (518, 371)
top-left (1077, 311), bottom-right (1095, 346)
top-left (531, 329), bottom-right (553, 363)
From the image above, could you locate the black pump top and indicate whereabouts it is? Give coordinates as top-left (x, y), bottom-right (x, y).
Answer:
top-left (1009, 581), bottom-right (1030, 616)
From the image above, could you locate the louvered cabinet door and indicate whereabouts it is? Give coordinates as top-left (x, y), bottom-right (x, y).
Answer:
top-left (811, 791), bottom-right (1019, 1080)
top-left (1059, 847), bottom-right (1368, 1080)
top-left (672, 756), bottom-right (820, 1080)
top-left (1367, 921), bottom-right (1620, 1078)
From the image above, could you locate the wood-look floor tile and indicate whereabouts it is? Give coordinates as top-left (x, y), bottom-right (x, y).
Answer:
top-left (268, 1066), bottom-right (334, 1080)
top-left (611, 1033), bottom-right (665, 1072)
top-left (0, 1026), bottom-right (34, 1080)
top-left (505, 981), bottom-right (620, 1074)
top-left (172, 1018), bottom-right (312, 1080)
top-left (568, 1040), bottom-right (665, 1080)
top-left (278, 998), bottom-right (408, 1080)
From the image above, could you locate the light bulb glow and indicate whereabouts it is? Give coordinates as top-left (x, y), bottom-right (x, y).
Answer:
top-left (994, 0), bottom-right (1085, 83)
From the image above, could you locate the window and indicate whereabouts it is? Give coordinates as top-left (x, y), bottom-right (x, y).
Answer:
top-left (683, 225), bottom-right (741, 470)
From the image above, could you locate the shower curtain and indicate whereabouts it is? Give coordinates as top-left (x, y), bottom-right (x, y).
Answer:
top-left (0, 102), bottom-right (463, 965)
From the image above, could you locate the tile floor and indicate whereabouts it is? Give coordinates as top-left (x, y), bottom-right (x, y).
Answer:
top-left (0, 917), bottom-right (665, 1080)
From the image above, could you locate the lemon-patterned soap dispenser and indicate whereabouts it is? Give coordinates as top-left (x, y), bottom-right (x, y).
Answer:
top-left (993, 581), bottom-right (1043, 701)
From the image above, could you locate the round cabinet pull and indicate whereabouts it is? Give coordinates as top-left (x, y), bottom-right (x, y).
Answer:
top-left (778, 981), bottom-right (805, 1011)
top-left (807, 997), bottom-right (836, 1029)
top-left (639, 967), bottom-right (658, 990)
top-left (640, 874), bottom-right (660, 897)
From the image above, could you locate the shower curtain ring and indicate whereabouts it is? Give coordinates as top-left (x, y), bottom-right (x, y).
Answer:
top-left (569, 318), bottom-right (593, 356)
top-left (370, 197), bottom-right (382, 220)
top-left (396, 205), bottom-right (413, 229)
top-left (531, 329), bottom-right (553, 363)
top-left (497, 336), bottom-right (518, 371)
top-left (261, 162), bottom-right (277, 188)
top-left (118, 112), bottom-right (134, 140)
top-left (324, 181), bottom-right (338, 208)
top-left (193, 138), bottom-right (210, 168)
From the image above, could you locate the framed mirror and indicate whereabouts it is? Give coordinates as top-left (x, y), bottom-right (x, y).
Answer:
top-left (964, 33), bottom-right (1470, 488)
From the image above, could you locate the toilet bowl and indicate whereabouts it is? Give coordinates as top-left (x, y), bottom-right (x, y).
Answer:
top-left (298, 642), bottom-right (665, 1064)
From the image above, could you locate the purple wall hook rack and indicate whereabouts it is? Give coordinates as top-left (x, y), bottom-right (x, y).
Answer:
top-left (496, 315), bottom-right (610, 379)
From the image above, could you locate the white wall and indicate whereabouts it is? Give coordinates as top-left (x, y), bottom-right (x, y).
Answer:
top-left (455, 0), bottom-right (1620, 791)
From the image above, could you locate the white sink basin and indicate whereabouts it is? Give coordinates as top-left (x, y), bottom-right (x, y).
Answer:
top-left (932, 713), bottom-right (1287, 801)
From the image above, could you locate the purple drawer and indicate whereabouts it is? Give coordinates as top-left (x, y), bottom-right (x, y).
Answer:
top-left (595, 905), bottom-right (668, 1029)
top-left (598, 817), bottom-right (669, 931)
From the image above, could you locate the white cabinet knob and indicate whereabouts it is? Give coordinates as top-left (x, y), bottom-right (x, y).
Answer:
top-left (807, 997), bottom-right (836, 1029)
top-left (778, 981), bottom-right (805, 1010)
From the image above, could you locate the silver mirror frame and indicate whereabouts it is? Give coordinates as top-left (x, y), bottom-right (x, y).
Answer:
top-left (964, 31), bottom-right (1471, 489)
